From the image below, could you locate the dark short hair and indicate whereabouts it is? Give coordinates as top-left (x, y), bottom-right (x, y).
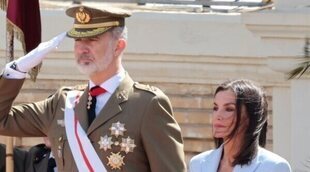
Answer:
top-left (213, 79), bottom-right (268, 166)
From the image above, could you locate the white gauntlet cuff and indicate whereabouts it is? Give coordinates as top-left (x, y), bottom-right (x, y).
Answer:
top-left (2, 62), bottom-right (27, 79)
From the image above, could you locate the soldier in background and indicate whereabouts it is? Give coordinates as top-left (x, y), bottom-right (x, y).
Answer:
top-left (0, 143), bottom-right (28, 172)
top-left (0, 137), bottom-right (56, 172)
top-left (25, 137), bottom-right (56, 172)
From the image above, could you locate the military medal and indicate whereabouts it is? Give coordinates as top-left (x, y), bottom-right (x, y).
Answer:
top-left (100, 121), bottom-right (136, 170)
top-left (110, 121), bottom-right (126, 137)
top-left (107, 152), bottom-right (125, 170)
top-left (98, 135), bottom-right (113, 151)
top-left (87, 94), bottom-right (92, 109)
top-left (120, 136), bottom-right (136, 154)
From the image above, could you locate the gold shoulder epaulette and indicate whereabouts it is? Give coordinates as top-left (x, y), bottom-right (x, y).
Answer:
top-left (73, 84), bottom-right (87, 91)
top-left (133, 82), bottom-right (159, 95)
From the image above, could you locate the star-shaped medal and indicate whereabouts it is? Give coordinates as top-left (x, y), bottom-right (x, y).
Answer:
top-left (120, 136), bottom-right (136, 154)
top-left (98, 135), bottom-right (113, 151)
top-left (109, 121), bottom-right (126, 137)
top-left (107, 152), bottom-right (125, 170)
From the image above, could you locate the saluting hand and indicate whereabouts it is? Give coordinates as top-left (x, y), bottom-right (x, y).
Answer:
top-left (11, 32), bottom-right (67, 73)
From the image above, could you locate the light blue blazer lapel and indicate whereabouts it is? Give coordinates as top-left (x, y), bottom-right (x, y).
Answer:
top-left (192, 145), bottom-right (263, 172)
top-left (234, 148), bottom-right (261, 172)
top-left (206, 145), bottom-right (223, 172)
top-left (193, 146), bottom-right (223, 172)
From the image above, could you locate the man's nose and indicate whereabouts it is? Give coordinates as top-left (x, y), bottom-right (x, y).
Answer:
top-left (75, 42), bottom-right (89, 54)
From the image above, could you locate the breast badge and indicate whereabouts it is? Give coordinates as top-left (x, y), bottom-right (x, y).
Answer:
top-left (120, 136), bottom-right (136, 154)
top-left (107, 152), bottom-right (125, 170)
top-left (98, 121), bottom-right (136, 170)
top-left (98, 135), bottom-right (113, 151)
top-left (110, 121), bottom-right (126, 137)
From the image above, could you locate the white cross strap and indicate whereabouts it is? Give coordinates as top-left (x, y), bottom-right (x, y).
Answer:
top-left (65, 90), bottom-right (107, 172)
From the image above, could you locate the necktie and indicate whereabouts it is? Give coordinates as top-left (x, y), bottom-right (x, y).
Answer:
top-left (47, 157), bottom-right (56, 172)
top-left (87, 86), bottom-right (106, 125)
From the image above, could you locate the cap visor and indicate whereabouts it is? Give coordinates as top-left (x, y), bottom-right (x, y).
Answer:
top-left (67, 27), bottom-right (112, 38)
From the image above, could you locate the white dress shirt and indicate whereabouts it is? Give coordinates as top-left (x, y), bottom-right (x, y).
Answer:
top-left (49, 152), bottom-right (58, 172)
top-left (88, 68), bottom-right (125, 116)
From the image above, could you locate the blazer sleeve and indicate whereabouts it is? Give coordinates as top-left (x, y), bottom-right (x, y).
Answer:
top-left (272, 161), bottom-right (292, 172)
top-left (140, 94), bottom-right (187, 172)
top-left (0, 77), bottom-right (59, 137)
top-left (189, 153), bottom-right (204, 172)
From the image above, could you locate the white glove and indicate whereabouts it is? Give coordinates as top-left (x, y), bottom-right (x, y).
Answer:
top-left (14, 32), bottom-right (67, 73)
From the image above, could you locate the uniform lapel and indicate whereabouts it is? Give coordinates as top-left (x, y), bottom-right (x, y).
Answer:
top-left (73, 87), bottom-right (89, 132)
top-left (87, 74), bottom-right (134, 135)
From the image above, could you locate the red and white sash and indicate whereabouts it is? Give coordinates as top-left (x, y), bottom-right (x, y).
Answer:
top-left (64, 90), bottom-right (107, 172)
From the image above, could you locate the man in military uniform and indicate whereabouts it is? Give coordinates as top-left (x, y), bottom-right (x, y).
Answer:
top-left (24, 143), bottom-right (52, 172)
top-left (25, 137), bottom-right (56, 172)
top-left (0, 5), bottom-right (186, 172)
top-left (0, 144), bottom-right (28, 172)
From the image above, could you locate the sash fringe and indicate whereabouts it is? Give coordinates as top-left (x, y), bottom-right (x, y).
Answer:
top-left (6, 20), bottom-right (41, 81)
top-left (0, 0), bottom-right (7, 11)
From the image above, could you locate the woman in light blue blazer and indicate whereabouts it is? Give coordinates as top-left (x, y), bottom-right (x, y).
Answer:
top-left (190, 79), bottom-right (291, 172)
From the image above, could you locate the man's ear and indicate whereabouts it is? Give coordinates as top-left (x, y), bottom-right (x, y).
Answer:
top-left (114, 39), bottom-right (126, 57)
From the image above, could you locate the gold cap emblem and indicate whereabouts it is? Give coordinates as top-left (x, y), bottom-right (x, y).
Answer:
top-left (75, 7), bottom-right (91, 24)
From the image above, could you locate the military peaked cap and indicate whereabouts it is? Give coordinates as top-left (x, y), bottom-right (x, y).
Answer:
top-left (66, 5), bottom-right (131, 38)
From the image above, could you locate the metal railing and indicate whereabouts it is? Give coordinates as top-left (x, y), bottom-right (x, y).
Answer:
top-left (71, 0), bottom-right (271, 8)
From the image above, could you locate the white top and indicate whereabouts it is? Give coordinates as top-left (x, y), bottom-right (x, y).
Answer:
top-left (49, 152), bottom-right (58, 172)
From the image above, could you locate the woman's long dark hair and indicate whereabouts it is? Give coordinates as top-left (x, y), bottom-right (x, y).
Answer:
top-left (213, 79), bottom-right (268, 166)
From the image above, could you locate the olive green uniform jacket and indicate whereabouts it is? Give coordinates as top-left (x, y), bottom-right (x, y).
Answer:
top-left (0, 74), bottom-right (186, 172)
